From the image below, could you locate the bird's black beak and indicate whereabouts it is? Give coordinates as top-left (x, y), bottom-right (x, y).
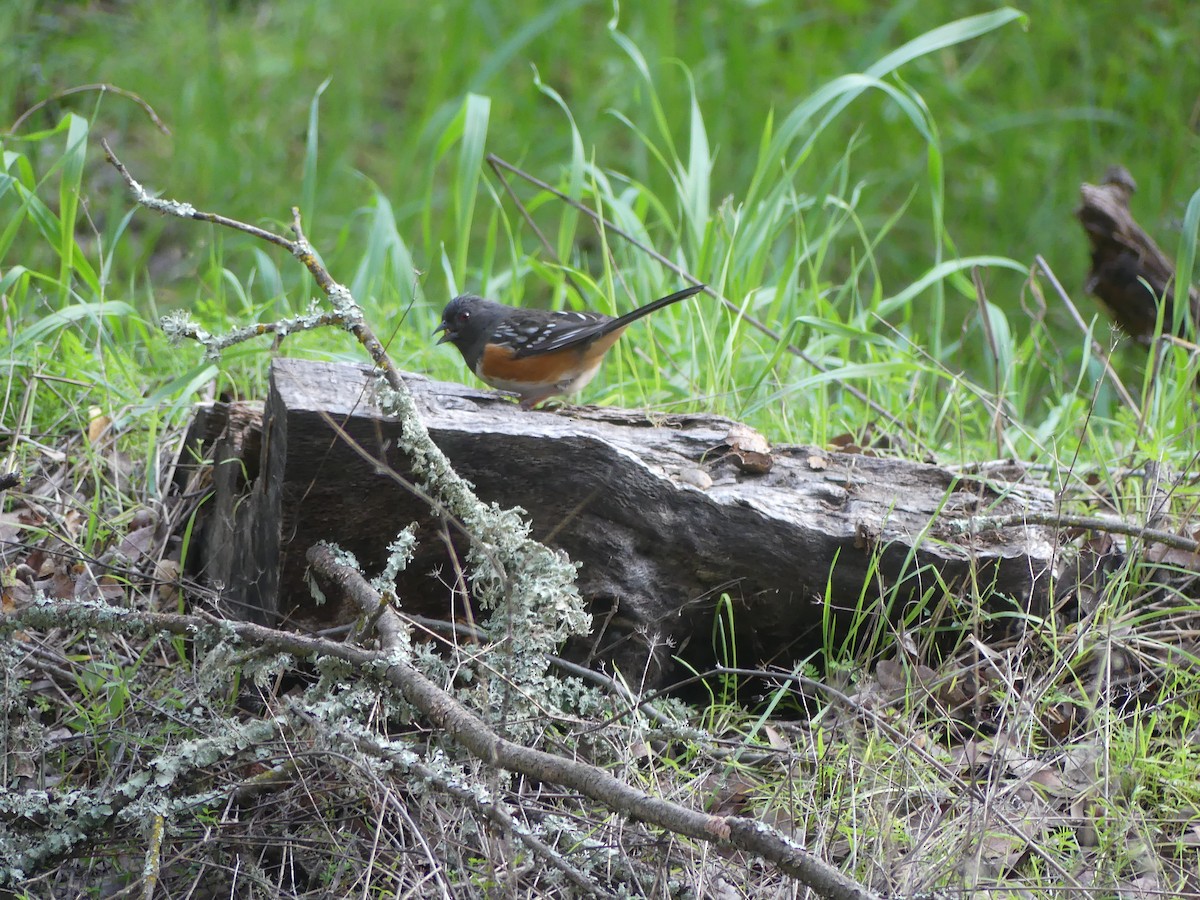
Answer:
top-left (434, 321), bottom-right (452, 345)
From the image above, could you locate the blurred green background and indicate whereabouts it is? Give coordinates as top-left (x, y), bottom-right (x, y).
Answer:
top-left (2, 0), bottom-right (1198, 439)
top-left (7, 1), bottom-right (1194, 295)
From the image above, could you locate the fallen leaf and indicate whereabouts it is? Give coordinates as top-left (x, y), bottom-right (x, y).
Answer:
top-left (87, 407), bottom-right (112, 444)
top-left (117, 525), bottom-right (158, 563)
top-left (724, 424), bottom-right (773, 474)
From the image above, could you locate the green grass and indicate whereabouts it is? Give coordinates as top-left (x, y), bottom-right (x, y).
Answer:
top-left (3, 2), bottom-right (1197, 413)
top-left (4, 2), bottom-right (1197, 444)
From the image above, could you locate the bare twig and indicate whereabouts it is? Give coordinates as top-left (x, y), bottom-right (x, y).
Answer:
top-left (1033, 255), bottom-right (1139, 414)
top-left (8, 83), bottom-right (171, 135)
top-left (954, 510), bottom-right (1200, 555)
top-left (103, 143), bottom-right (291, 250)
top-left (490, 163), bottom-right (587, 303)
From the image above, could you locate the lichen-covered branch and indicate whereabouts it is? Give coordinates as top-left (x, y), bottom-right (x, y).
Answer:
top-left (0, 699), bottom-right (277, 884)
top-left (2, 597), bottom-right (879, 900)
top-left (305, 544), bottom-right (879, 900)
top-left (298, 707), bottom-right (607, 898)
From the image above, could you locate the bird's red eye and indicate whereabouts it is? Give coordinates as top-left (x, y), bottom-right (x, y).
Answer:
top-left (456, 310), bottom-right (471, 326)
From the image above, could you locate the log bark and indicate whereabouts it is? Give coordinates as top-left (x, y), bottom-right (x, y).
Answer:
top-left (182, 357), bottom-right (1061, 686)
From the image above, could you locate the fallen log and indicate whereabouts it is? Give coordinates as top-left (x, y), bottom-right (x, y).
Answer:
top-left (182, 357), bottom-right (1061, 687)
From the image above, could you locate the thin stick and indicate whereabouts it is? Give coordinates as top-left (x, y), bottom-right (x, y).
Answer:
top-left (952, 510), bottom-right (1199, 554)
top-left (9, 83), bottom-right (171, 135)
top-left (1034, 255), bottom-right (1139, 414)
top-left (489, 160), bottom-right (587, 303)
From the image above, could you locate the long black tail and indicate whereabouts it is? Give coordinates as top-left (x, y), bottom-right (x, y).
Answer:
top-left (606, 283), bottom-right (705, 331)
top-left (523, 283), bottom-right (706, 356)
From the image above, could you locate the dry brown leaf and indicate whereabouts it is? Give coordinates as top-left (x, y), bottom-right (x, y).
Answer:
top-left (86, 407), bottom-right (112, 444)
top-left (726, 423), bottom-right (769, 455)
top-left (36, 559), bottom-right (76, 600)
top-left (977, 829), bottom-right (1029, 870)
top-left (117, 525), bottom-right (158, 563)
top-left (628, 740), bottom-right (653, 761)
top-left (129, 507), bottom-right (156, 530)
top-left (828, 432), bottom-right (861, 453)
top-left (762, 724), bottom-right (789, 751)
top-left (875, 657), bottom-right (940, 706)
top-left (702, 772), bottom-right (757, 819)
top-left (723, 423), bottom-right (773, 474)
top-left (154, 559), bottom-right (181, 606)
top-left (876, 658), bottom-right (905, 695)
top-left (62, 509), bottom-right (85, 542)
top-left (0, 510), bottom-right (32, 544)
top-left (1026, 765), bottom-right (1067, 796)
top-left (2, 581), bottom-right (33, 616)
top-left (1040, 702), bottom-right (1077, 743)
top-left (73, 568), bottom-right (126, 604)
top-left (951, 739), bottom-right (993, 773)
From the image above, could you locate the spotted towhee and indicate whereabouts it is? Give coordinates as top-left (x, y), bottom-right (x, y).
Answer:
top-left (435, 284), bottom-right (705, 407)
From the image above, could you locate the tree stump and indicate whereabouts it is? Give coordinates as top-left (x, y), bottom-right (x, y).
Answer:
top-left (1077, 164), bottom-right (1199, 340)
top-left (182, 358), bottom-right (1062, 687)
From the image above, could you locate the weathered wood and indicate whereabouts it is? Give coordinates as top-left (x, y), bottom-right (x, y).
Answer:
top-left (1077, 164), bottom-right (1199, 341)
top-left (183, 358), bottom-right (1061, 685)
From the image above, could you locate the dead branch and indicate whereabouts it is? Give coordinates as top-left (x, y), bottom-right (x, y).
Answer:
top-left (953, 510), bottom-right (1200, 556)
top-left (184, 360), bottom-right (1061, 685)
top-left (306, 541), bottom-right (878, 900)
top-left (1077, 164), bottom-right (1200, 341)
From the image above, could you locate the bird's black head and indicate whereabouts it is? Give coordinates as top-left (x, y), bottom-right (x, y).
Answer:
top-left (435, 294), bottom-right (485, 348)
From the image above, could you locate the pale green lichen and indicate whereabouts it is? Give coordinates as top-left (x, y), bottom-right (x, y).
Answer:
top-left (306, 568), bottom-right (328, 606)
top-left (243, 652), bottom-right (297, 689)
top-left (148, 718), bottom-right (278, 785)
top-left (327, 544), bottom-right (361, 570)
top-left (160, 309), bottom-right (210, 345)
top-left (162, 305), bottom-right (358, 358)
top-left (373, 525), bottom-right (418, 590)
top-left (0, 715), bottom-right (275, 883)
top-left (316, 382), bottom-right (594, 716)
